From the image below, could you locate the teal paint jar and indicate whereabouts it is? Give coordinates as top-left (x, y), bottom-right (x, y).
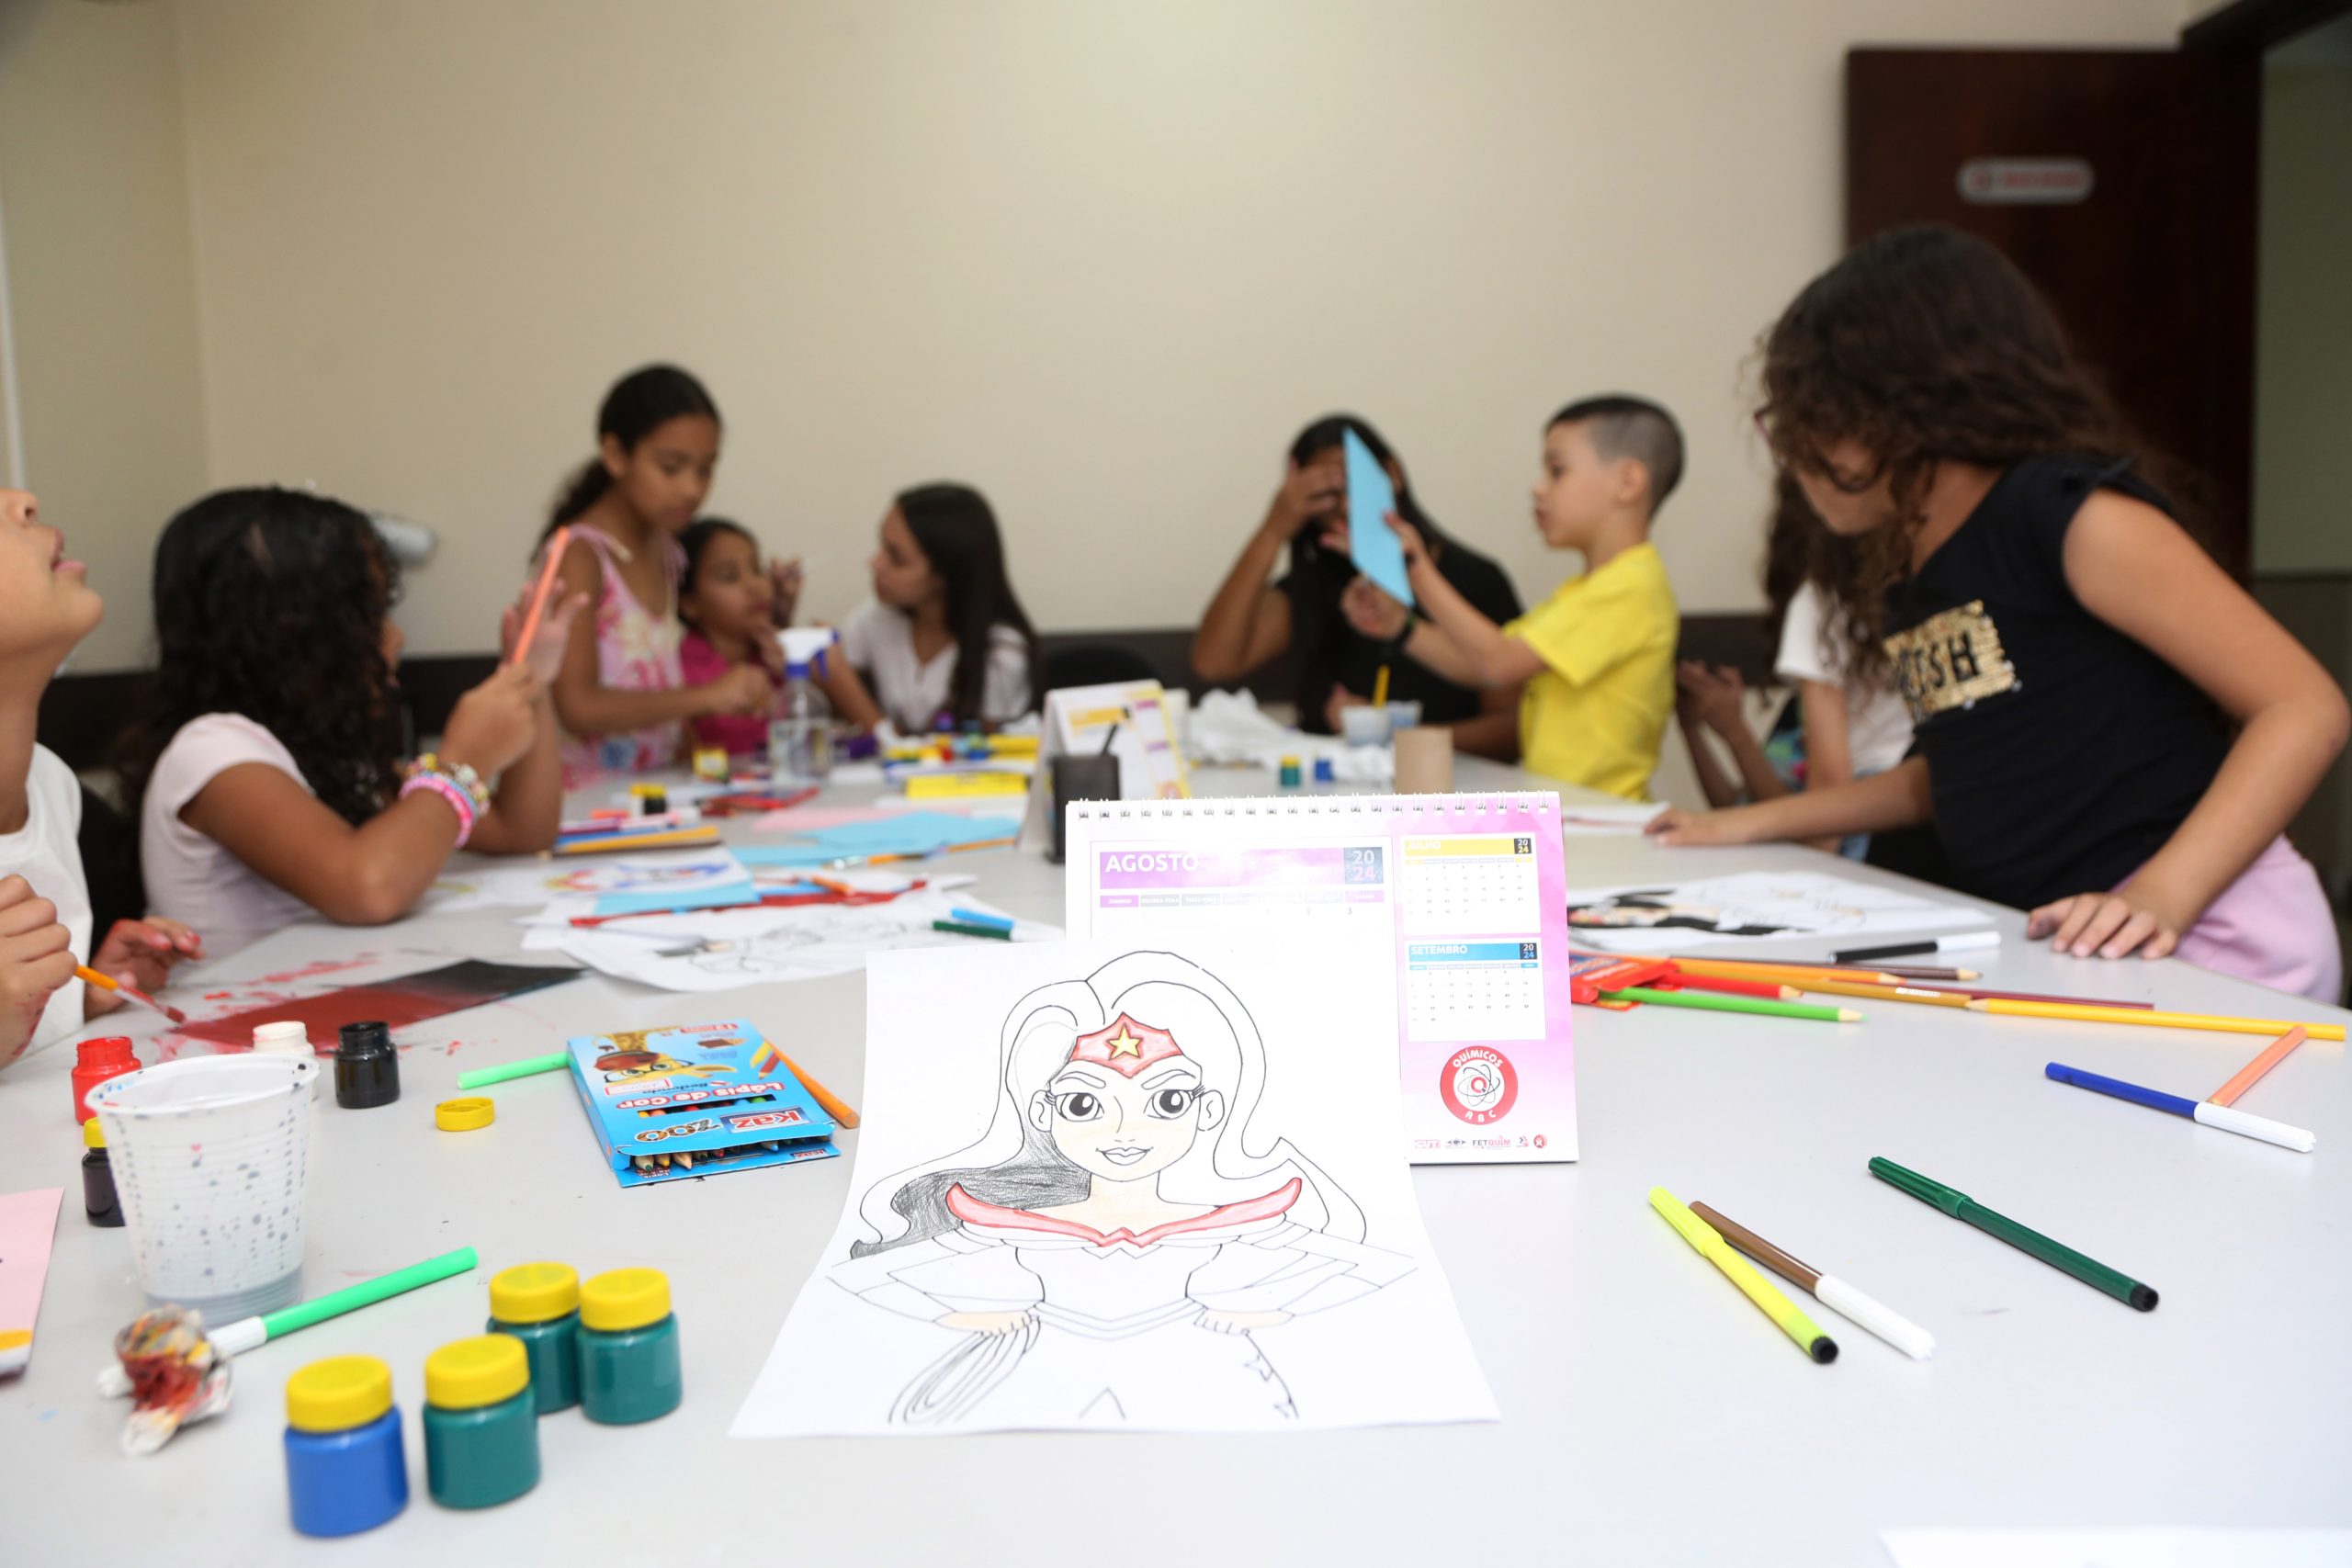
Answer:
top-left (423, 1335), bottom-right (540, 1509)
top-left (488, 1261), bottom-right (582, 1416)
top-left (578, 1268), bottom-right (683, 1425)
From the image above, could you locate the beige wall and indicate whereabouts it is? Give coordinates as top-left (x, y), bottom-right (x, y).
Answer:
top-left (0, 0), bottom-right (209, 671)
top-left (160, 0), bottom-right (2188, 664)
top-left (2252, 18), bottom-right (2352, 576)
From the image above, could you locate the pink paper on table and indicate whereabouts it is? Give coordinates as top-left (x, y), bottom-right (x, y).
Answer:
top-left (0, 1187), bottom-right (63, 1375)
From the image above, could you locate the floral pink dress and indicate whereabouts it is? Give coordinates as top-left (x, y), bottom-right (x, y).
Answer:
top-left (551, 526), bottom-right (687, 786)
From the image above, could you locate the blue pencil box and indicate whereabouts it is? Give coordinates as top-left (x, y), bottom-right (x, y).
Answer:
top-left (567, 1020), bottom-right (840, 1188)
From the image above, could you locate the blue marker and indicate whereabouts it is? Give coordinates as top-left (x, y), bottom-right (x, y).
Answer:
top-left (948, 908), bottom-right (1015, 933)
top-left (2043, 1063), bottom-right (2314, 1153)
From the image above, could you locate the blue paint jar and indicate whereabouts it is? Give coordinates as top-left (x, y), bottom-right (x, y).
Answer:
top-left (283, 1355), bottom-right (408, 1538)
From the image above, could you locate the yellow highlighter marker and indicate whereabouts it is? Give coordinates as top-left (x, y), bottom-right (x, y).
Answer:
top-left (1649, 1186), bottom-right (1838, 1363)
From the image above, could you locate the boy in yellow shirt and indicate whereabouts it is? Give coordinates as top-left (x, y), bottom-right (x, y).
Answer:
top-left (1346, 396), bottom-right (1680, 799)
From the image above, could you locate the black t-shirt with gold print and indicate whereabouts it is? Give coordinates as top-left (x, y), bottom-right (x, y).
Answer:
top-left (1882, 455), bottom-right (2229, 910)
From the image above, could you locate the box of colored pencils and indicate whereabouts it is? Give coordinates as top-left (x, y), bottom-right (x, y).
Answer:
top-left (567, 1020), bottom-right (839, 1189)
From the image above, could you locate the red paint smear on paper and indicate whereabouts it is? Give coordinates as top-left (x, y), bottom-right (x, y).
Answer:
top-left (175, 961), bottom-right (576, 1050)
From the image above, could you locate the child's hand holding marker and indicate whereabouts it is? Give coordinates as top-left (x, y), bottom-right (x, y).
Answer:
top-left (84, 916), bottom-right (203, 1016)
top-left (499, 583), bottom-right (590, 687)
top-left (0, 874), bottom-right (75, 1065)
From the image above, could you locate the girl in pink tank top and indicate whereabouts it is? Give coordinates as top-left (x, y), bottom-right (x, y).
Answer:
top-left (535, 366), bottom-right (775, 785)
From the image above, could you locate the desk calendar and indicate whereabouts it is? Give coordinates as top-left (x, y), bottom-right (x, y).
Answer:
top-left (1063, 793), bottom-right (1577, 1164)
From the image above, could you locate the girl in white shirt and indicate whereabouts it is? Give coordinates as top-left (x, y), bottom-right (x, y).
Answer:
top-left (820, 484), bottom-right (1039, 733)
top-left (125, 488), bottom-right (583, 958)
top-left (0, 487), bottom-right (201, 1067)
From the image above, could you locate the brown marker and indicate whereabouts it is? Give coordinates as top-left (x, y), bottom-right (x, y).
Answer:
top-left (1690, 1201), bottom-right (1935, 1359)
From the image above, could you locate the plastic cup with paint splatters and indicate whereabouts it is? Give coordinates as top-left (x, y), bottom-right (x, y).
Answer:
top-left (90, 1054), bottom-right (317, 1321)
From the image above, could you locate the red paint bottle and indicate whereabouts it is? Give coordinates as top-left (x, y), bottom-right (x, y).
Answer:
top-left (72, 1036), bottom-right (138, 1123)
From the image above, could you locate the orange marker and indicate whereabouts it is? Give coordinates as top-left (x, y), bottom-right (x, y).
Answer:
top-left (508, 525), bottom-right (571, 669)
top-left (2210, 1026), bottom-right (2309, 1109)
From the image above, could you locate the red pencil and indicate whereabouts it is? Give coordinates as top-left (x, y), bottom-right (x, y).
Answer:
top-left (1658, 972), bottom-right (1800, 1001)
top-left (1900, 983), bottom-right (2155, 1010)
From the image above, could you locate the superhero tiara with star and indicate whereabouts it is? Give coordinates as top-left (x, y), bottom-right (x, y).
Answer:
top-left (1068, 1013), bottom-right (1185, 1077)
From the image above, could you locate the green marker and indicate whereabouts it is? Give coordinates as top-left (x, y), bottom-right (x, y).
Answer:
top-left (1869, 1156), bottom-right (2158, 1312)
top-left (932, 919), bottom-right (1013, 942)
top-left (98, 1247), bottom-right (481, 1393)
top-left (1603, 987), bottom-right (1860, 1024)
top-left (457, 1051), bottom-right (572, 1090)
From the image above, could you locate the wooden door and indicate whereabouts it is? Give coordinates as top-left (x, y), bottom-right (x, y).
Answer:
top-left (1847, 49), bottom-right (2261, 572)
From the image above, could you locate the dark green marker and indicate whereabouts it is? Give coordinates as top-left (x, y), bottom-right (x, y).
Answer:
top-left (1868, 1156), bottom-right (2158, 1312)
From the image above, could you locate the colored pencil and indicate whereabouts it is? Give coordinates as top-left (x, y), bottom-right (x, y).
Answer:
top-left (1870, 1156), bottom-right (2157, 1311)
top-left (1603, 987), bottom-right (1860, 1023)
top-left (947, 907), bottom-right (1016, 932)
top-left (75, 965), bottom-right (187, 1025)
top-left (1899, 983), bottom-right (2155, 1010)
top-left (1689, 1201), bottom-right (1935, 1359)
top-left (1966, 998), bottom-right (2344, 1041)
top-left (825, 836), bottom-right (1018, 870)
top-left (1648, 955), bottom-right (1906, 987)
top-left (1658, 953), bottom-right (1974, 982)
top-left (1372, 664), bottom-right (1391, 707)
top-left (2044, 1062), bottom-right (2315, 1153)
top-left (1835, 931), bottom-right (2001, 964)
top-left (775, 1051), bottom-right (860, 1129)
top-left (2210, 1027), bottom-right (2310, 1108)
top-left (1649, 1188), bottom-right (1837, 1362)
top-left (551, 826), bottom-right (723, 855)
top-left (1664, 973), bottom-right (1799, 1001)
top-left (508, 525), bottom-right (571, 669)
top-left (1792, 977), bottom-right (1973, 1010)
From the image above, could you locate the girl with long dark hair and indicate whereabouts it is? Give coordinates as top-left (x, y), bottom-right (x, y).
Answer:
top-left (124, 488), bottom-right (579, 958)
top-left (823, 483), bottom-right (1039, 733)
top-left (534, 366), bottom-right (778, 780)
top-left (1651, 225), bottom-right (2346, 999)
top-left (1192, 416), bottom-right (1523, 759)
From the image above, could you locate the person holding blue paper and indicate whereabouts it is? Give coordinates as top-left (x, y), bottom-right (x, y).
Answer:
top-left (1192, 416), bottom-right (1523, 759)
top-left (1346, 397), bottom-right (1680, 801)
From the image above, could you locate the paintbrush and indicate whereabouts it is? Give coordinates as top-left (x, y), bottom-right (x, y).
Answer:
top-left (77, 965), bottom-right (187, 1025)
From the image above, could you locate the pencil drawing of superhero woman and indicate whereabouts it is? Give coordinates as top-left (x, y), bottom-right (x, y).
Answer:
top-left (831, 950), bottom-right (1411, 1427)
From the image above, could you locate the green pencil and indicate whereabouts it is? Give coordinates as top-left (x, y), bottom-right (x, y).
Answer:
top-left (1602, 986), bottom-right (1860, 1023)
top-left (1869, 1156), bottom-right (2158, 1311)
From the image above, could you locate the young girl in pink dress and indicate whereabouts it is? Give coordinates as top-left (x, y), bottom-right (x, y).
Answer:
top-left (535, 367), bottom-right (775, 784)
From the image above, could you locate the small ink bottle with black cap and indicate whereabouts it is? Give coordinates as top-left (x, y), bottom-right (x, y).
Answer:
top-left (335, 1021), bottom-right (401, 1110)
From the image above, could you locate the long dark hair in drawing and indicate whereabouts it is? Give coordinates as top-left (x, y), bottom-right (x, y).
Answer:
top-left (853, 950), bottom-right (1363, 1257)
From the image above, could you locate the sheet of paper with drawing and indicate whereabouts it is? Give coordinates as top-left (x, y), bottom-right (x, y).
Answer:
top-left (553, 890), bottom-right (1057, 992)
top-left (1561, 868), bottom-right (1995, 953)
top-left (1062, 795), bottom-right (1577, 1164)
top-left (732, 942), bottom-right (1496, 1438)
top-left (1343, 427), bottom-right (1414, 607)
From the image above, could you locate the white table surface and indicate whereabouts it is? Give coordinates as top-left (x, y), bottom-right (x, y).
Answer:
top-left (3, 756), bottom-right (2346, 1566)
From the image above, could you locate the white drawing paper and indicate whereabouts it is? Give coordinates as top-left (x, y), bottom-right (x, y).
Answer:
top-left (1880, 1529), bottom-right (2352, 1568)
top-left (424, 851), bottom-right (751, 914)
top-left (732, 942), bottom-right (1497, 1437)
top-left (553, 891), bottom-right (1057, 992)
top-left (1562, 869), bottom-right (1994, 952)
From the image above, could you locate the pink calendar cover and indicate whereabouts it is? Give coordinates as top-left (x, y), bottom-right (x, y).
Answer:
top-left (1064, 794), bottom-right (1577, 1165)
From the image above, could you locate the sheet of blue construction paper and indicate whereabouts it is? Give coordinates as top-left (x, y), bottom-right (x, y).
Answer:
top-left (1343, 427), bottom-right (1415, 608)
top-left (592, 880), bottom-right (765, 918)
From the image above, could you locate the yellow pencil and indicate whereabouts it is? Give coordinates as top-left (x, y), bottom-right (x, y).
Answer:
top-left (1372, 665), bottom-right (1391, 708)
top-left (1650, 1187), bottom-right (1837, 1362)
top-left (1966, 998), bottom-right (2346, 1041)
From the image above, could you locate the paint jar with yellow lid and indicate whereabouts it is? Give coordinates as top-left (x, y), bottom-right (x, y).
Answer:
top-left (578, 1267), bottom-right (683, 1425)
top-left (487, 1261), bottom-right (581, 1414)
top-left (423, 1334), bottom-right (540, 1508)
